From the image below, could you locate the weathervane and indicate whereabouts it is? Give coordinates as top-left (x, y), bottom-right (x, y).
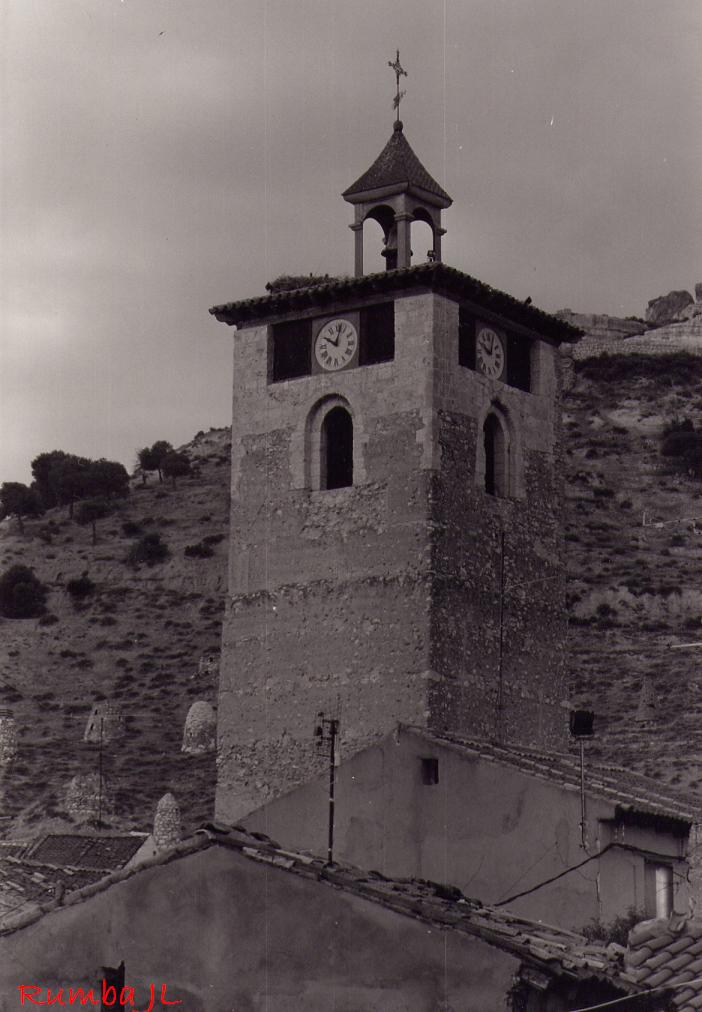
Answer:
top-left (388, 49), bottom-right (407, 121)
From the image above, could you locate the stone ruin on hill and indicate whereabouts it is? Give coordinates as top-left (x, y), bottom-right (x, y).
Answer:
top-left (558, 284), bottom-right (702, 362)
top-left (83, 702), bottom-right (125, 744)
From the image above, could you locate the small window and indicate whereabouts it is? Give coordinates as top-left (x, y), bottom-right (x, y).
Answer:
top-left (321, 407), bottom-right (353, 490)
top-left (645, 862), bottom-right (673, 918)
top-left (272, 319), bottom-right (312, 381)
top-left (101, 962), bottom-right (125, 1011)
top-left (458, 306), bottom-right (475, 369)
top-left (421, 757), bottom-right (439, 785)
top-left (359, 302), bottom-right (395, 365)
top-left (484, 413), bottom-right (508, 497)
top-left (506, 333), bottom-right (531, 392)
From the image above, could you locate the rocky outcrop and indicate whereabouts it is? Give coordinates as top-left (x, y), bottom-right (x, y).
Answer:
top-left (646, 290), bottom-right (694, 325)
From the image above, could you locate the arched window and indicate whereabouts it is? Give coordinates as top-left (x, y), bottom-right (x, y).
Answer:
top-left (321, 407), bottom-right (353, 489)
top-left (483, 413), bottom-right (508, 497)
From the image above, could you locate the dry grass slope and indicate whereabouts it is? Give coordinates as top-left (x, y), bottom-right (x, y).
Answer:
top-left (564, 353), bottom-right (702, 788)
top-left (0, 428), bottom-right (231, 838)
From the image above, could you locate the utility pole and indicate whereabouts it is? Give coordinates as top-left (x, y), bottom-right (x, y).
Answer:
top-left (314, 713), bottom-right (340, 866)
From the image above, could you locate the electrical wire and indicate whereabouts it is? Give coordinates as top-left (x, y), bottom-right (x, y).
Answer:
top-left (494, 845), bottom-right (613, 907)
top-left (568, 973), bottom-right (702, 1011)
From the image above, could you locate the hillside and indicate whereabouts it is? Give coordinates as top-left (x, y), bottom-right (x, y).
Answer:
top-left (0, 428), bottom-right (231, 838)
top-left (565, 352), bottom-right (702, 788)
top-left (4, 354), bottom-right (702, 838)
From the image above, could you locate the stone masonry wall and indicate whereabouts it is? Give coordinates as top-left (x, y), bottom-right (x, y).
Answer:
top-left (428, 298), bottom-right (567, 747)
top-left (217, 291), bottom-right (568, 822)
top-left (217, 294), bottom-right (440, 823)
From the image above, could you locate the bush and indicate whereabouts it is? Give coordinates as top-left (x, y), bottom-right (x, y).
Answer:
top-left (126, 532), bottom-right (169, 567)
top-left (38, 613), bottom-right (59, 626)
top-left (661, 431), bottom-right (702, 458)
top-left (0, 565), bottom-right (48, 618)
top-left (122, 520), bottom-right (142, 537)
top-left (583, 907), bottom-right (643, 946)
top-left (184, 542), bottom-right (214, 559)
top-left (66, 576), bottom-right (96, 600)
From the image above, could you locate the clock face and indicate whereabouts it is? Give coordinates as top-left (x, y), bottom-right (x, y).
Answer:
top-left (476, 326), bottom-right (505, 379)
top-left (314, 318), bottom-right (359, 372)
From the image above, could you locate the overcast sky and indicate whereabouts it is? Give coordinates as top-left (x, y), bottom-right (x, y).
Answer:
top-left (2, 0), bottom-right (701, 484)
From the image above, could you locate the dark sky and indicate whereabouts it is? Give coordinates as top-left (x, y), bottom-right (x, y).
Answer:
top-left (2, 0), bottom-right (701, 483)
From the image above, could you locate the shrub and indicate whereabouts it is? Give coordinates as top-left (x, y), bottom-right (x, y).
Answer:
top-left (126, 532), bottom-right (169, 567)
top-left (0, 565), bottom-right (48, 618)
top-left (122, 521), bottom-right (142, 537)
top-left (203, 533), bottom-right (225, 545)
top-left (66, 576), bottom-right (96, 600)
top-left (583, 907), bottom-right (644, 947)
top-left (38, 613), bottom-right (59, 626)
top-left (184, 542), bottom-right (214, 559)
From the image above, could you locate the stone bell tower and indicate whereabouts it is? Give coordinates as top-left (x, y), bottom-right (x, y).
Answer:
top-left (210, 77), bottom-right (581, 824)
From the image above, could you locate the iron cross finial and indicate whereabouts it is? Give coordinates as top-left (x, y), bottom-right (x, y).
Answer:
top-left (388, 49), bottom-right (407, 121)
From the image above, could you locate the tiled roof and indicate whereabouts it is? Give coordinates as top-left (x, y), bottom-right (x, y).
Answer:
top-left (409, 728), bottom-right (702, 827)
top-left (24, 833), bottom-right (147, 870)
top-left (623, 916), bottom-right (702, 1009)
top-left (342, 121), bottom-right (452, 204)
top-left (209, 261), bottom-right (583, 343)
top-left (0, 856), bottom-right (101, 925)
top-left (0, 820), bottom-right (635, 999)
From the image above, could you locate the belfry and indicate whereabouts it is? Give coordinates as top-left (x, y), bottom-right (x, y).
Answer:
top-left (210, 57), bottom-right (580, 823)
top-left (343, 51), bottom-right (452, 274)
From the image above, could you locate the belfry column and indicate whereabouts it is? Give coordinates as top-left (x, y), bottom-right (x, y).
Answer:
top-left (395, 212), bottom-right (412, 270)
top-left (350, 222), bottom-right (364, 277)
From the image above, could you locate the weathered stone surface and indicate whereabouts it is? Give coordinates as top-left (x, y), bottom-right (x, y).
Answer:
top-left (0, 710), bottom-right (17, 766)
top-left (646, 290), bottom-right (694, 326)
top-left (65, 773), bottom-right (110, 822)
top-left (182, 700), bottom-right (216, 755)
top-left (636, 676), bottom-right (656, 723)
top-left (217, 289), bottom-right (567, 824)
top-left (83, 701), bottom-right (124, 744)
top-left (153, 792), bottom-right (181, 850)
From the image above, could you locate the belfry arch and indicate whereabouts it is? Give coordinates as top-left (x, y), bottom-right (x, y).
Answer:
top-left (343, 120), bottom-right (451, 275)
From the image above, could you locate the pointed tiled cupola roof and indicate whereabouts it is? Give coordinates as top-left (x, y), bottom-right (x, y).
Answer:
top-left (343, 121), bottom-right (452, 205)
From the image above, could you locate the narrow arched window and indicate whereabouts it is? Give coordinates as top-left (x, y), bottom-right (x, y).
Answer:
top-left (321, 407), bottom-right (353, 489)
top-left (484, 414), bottom-right (508, 497)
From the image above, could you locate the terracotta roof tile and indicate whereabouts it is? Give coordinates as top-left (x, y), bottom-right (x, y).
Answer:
top-left (210, 262), bottom-right (583, 344)
top-left (342, 121), bottom-right (451, 204)
top-left (25, 833), bottom-right (147, 871)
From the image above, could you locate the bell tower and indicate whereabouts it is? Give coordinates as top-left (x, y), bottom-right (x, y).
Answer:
top-left (210, 69), bottom-right (581, 825)
top-left (342, 52), bottom-right (451, 275)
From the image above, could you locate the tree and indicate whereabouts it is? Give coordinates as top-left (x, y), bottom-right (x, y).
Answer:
top-left (137, 441), bottom-right (173, 482)
top-left (126, 532), bottom-right (169, 567)
top-left (162, 451), bottom-right (191, 488)
top-left (0, 564), bottom-right (48, 619)
top-left (30, 450), bottom-right (72, 508)
top-left (84, 459), bottom-right (130, 500)
top-left (75, 498), bottom-right (113, 545)
top-left (0, 482), bottom-right (44, 534)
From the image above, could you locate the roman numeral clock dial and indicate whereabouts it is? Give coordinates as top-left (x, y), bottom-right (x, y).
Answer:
top-left (314, 319), bottom-right (358, 372)
top-left (476, 326), bottom-right (505, 380)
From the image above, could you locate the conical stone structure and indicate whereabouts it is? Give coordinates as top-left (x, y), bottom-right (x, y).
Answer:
top-left (84, 702), bottom-right (124, 744)
top-left (153, 792), bottom-right (181, 851)
top-left (182, 701), bottom-right (216, 755)
top-left (0, 709), bottom-right (18, 767)
top-left (65, 773), bottom-right (110, 822)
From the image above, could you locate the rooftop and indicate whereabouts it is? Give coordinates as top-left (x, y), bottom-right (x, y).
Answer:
top-left (342, 120), bottom-right (452, 205)
top-left (623, 916), bottom-right (702, 1010)
top-left (411, 727), bottom-right (702, 829)
top-left (210, 261), bottom-right (583, 343)
top-left (24, 832), bottom-right (147, 871)
top-left (0, 820), bottom-right (638, 1001)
